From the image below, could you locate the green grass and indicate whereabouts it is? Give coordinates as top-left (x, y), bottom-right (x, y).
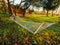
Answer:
top-left (47, 23), bottom-right (60, 34)
top-left (0, 13), bottom-right (60, 45)
top-left (21, 13), bottom-right (59, 22)
top-left (0, 13), bottom-right (60, 34)
top-left (0, 13), bottom-right (10, 17)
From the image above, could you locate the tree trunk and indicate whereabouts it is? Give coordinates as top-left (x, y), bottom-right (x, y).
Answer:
top-left (14, 8), bottom-right (16, 16)
top-left (21, 9), bottom-right (25, 17)
top-left (52, 10), bottom-right (53, 16)
top-left (23, 12), bottom-right (25, 17)
top-left (7, 0), bottom-right (12, 16)
top-left (46, 10), bottom-right (48, 17)
top-left (15, 10), bottom-right (16, 16)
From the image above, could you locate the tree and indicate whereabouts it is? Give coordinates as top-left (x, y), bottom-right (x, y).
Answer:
top-left (18, 0), bottom-right (42, 17)
top-left (18, 0), bottom-right (31, 17)
top-left (7, 0), bottom-right (12, 16)
top-left (13, 0), bottom-right (17, 16)
top-left (51, 0), bottom-right (60, 16)
top-left (42, 0), bottom-right (59, 16)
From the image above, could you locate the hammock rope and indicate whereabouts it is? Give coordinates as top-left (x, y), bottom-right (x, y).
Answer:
top-left (10, 16), bottom-right (55, 34)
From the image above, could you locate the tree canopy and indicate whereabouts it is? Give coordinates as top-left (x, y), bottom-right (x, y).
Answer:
top-left (2, 0), bottom-right (60, 17)
top-left (42, 0), bottom-right (60, 16)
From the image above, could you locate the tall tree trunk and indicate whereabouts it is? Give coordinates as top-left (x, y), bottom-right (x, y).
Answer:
top-left (15, 10), bottom-right (16, 16)
top-left (46, 10), bottom-right (48, 17)
top-left (23, 12), bottom-right (25, 17)
top-left (13, 0), bottom-right (16, 15)
top-left (7, 0), bottom-right (12, 16)
top-left (52, 10), bottom-right (53, 16)
top-left (14, 7), bottom-right (16, 16)
top-left (21, 9), bottom-right (26, 17)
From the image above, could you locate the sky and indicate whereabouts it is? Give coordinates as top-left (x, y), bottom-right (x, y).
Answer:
top-left (13, 0), bottom-right (21, 5)
top-left (5, 0), bottom-right (21, 5)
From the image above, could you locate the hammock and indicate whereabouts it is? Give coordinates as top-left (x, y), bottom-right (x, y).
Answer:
top-left (10, 16), bottom-right (55, 34)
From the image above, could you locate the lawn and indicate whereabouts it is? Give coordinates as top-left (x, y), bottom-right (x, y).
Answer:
top-left (20, 13), bottom-right (60, 22)
top-left (0, 13), bottom-right (60, 45)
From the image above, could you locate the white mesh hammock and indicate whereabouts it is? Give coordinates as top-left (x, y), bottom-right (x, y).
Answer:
top-left (10, 16), bottom-right (55, 34)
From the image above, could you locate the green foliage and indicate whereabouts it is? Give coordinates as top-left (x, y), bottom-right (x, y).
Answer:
top-left (43, 0), bottom-right (59, 10)
top-left (42, 0), bottom-right (60, 16)
top-left (1, 13), bottom-right (10, 17)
